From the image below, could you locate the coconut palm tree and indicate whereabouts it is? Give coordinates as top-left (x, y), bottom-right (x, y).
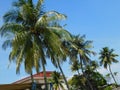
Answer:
top-left (49, 71), bottom-right (65, 90)
top-left (45, 27), bottom-right (72, 90)
top-left (46, 44), bottom-right (71, 90)
top-left (69, 35), bottom-right (95, 90)
top-left (0, 0), bottom-right (69, 89)
top-left (99, 47), bottom-right (119, 85)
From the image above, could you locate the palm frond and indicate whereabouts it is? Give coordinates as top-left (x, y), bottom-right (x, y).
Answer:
top-left (12, 0), bottom-right (26, 7)
top-left (47, 27), bottom-right (72, 41)
top-left (99, 47), bottom-right (118, 69)
top-left (36, 11), bottom-right (66, 27)
top-left (36, 0), bottom-right (44, 11)
top-left (0, 23), bottom-right (24, 37)
top-left (45, 11), bottom-right (67, 21)
top-left (2, 39), bottom-right (12, 50)
top-left (3, 9), bottom-right (23, 23)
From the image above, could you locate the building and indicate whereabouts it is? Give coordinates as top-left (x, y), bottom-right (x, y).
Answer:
top-left (0, 71), bottom-right (53, 90)
top-left (13, 71), bottom-right (53, 84)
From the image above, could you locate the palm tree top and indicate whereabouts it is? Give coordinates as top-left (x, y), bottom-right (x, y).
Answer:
top-left (99, 47), bottom-right (119, 69)
top-left (69, 35), bottom-right (95, 64)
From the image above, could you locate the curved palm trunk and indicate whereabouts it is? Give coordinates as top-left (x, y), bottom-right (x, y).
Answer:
top-left (108, 65), bottom-right (117, 85)
top-left (57, 61), bottom-right (70, 90)
top-left (79, 56), bottom-right (93, 90)
top-left (42, 63), bottom-right (48, 90)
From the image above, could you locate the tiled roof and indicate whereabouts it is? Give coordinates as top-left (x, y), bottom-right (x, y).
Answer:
top-left (13, 71), bottom-right (53, 84)
top-left (33, 71), bottom-right (53, 77)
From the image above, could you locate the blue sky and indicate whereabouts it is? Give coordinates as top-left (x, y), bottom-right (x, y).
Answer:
top-left (0, 0), bottom-right (120, 84)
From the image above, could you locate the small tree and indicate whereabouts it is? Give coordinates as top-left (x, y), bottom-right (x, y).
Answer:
top-left (99, 47), bottom-right (119, 85)
top-left (49, 71), bottom-right (65, 90)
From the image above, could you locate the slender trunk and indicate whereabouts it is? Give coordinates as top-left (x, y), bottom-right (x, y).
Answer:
top-left (31, 71), bottom-right (36, 90)
top-left (57, 61), bottom-right (70, 90)
top-left (108, 65), bottom-right (117, 85)
top-left (42, 63), bottom-right (48, 90)
top-left (31, 71), bottom-right (34, 83)
top-left (79, 55), bottom-right (93, 90)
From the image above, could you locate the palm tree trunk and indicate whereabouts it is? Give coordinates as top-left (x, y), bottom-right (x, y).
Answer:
top-left (79, 56), bottom-right (93, 90)
top-left (42, 63), bottom-right (48, 90)
top-left (30, 71), bottom-right (34, 83)
top-left (57, 61), bottom-right (70, 90)
top-left (108, 65), bottom-right (117, 85)
top-left (31, 71), bottom-right (36, 90)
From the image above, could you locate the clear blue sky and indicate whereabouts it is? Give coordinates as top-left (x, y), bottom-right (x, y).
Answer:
top-left (0, 0), bottom-right (120, 84)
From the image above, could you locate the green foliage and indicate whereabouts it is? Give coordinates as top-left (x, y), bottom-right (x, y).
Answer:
top-left (0, 1), bottom-right (120, 90)
top-left (68, 35), bottom-right (95, 90)
top-left (0, 1), bottom-right (72, 90)
top-left (71, 60), bottom-right (80, 72)
top-left (68, 75), bottom-right (86, 90)
top-left (48, 71), bottom-right (65, 90)
top-left (103, 85), bottom-right (113, 90)
top-left (99, 47), bottom-right (119, 69)
top-left (87, 71), bottom-right (107, 87)
top-left (0, 0), bottom-right (71, 74)
top-left (68, 70), bottom-right (107, 90)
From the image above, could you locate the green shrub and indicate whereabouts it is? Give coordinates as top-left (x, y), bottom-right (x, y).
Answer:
top-left (103, 86), bottom-right (112, 90)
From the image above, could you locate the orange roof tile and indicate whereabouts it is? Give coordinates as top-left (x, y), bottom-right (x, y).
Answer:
top-left (13, 71), bottom-right (53, 84)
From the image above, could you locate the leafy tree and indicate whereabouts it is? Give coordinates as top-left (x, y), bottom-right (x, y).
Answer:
top-left (84, 66), bottom-right (107, 90)
top-left (49, 71), bottom-right (65, 90)
top-left (68, 70), bottom-right (106, 90)
top-left (0, 0), bottom-right (69, 89)
top-left (68, 74), bottom-right (86, 90)
top-left (99, 47), bottom-right (119, 85)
